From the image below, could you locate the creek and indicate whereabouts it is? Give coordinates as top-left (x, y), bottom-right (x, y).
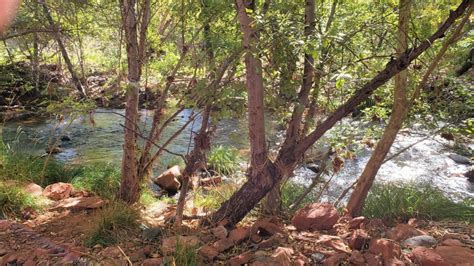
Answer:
top-left (1, 109), bottom-right (472, 202)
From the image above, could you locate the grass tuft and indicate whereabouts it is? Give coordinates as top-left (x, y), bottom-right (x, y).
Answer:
top-left (166, 239), bottom-right (198, 266)
top-left (362, 183), bottom-right (474, 223)
top-left (71, 163), bottom-right (120, 199)
top-left (0, 183), bottom-right (45, 218)
top-left (85, 201), bottom-right (140, 247)
top-left (207, 145), bottom-right (239, 176)
top-left (194, 183), bottom-right (238, 211)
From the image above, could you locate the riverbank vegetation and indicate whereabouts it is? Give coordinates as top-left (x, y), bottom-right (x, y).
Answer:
top-left (1, 0), bottom-right (473, 265)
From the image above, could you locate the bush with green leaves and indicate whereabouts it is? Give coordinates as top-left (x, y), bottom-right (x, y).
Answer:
top-left (85, 201), bottom-right (140, 247)
top-left (362, 183), bottom-right (474, 223)
top-left (72, 164), bottom-right (120, 200)
top-left (207, 145), bottom-right (240, 176)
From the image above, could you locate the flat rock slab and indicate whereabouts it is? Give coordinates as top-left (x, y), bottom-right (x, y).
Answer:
top-left (52, 196), bottom-right (105, 211)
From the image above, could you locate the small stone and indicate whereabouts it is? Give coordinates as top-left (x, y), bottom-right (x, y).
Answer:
top-left (100, 247), bottom-right (122, 258)
top-left (407, 218), bottom-right (428, 228)
top-left (0, 249), bottom-right (7, 256)
top-left (271, 247), bottom-right (293, 266)
top-left (199, 245), bottom-right (219, 261)
top-left (403, 235), bottom-right (437, 248)
top-left (211, 225), bottom-right (228, 239)
top-left (363, 253), bottom-right (382, 265)
top-left (160, 235), bottom-right (200, 255)
top-left (348, 229), bottom-right (370, 250)
top-left (253, 218), bottom-right (285, 235)
top-left (322, 253), bottom-right (348, 266)
top-left (349, 250), bottom-right (365, 265)
top-left (440, 238), bottom-right (463, 246)
top-left (409, 247), bottom-right (445, 265)
top-left (257, 234), bottom-right (285, 249)
top-left (368, 238), bottom-right (401, 260)
top-left (42, 182), bottom-right (73, 200)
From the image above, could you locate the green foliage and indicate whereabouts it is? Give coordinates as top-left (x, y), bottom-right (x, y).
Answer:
top-left (139, 187), bottom-right (157, 206)
top-left (71, 164), bottom-right (120, 200)
top-left (0, 183), bottom-right (45, 218)
top-left (207, 145), bottom-right (239, 176)
top-left (194, 183), bottom-right (237, 211)
top-left (362, 183), bottom-right (474, 223)
top-left (85, 201), bottom-right (140, 247)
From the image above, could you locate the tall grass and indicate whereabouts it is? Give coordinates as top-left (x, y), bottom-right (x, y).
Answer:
top-left (362, 183), bottom-right (474, 223)
top-left (207, 145), bottom-right (239, 176)
top-left (194, 183), bottom-right (238, 211)
top-left (71, 163), bottom-right (120, 199)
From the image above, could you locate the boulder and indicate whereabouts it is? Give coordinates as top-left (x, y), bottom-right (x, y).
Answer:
top-left (160, 235), bottom-right (200, 255)
top-left (292, 203), bottom-right (340, 231)
top-left (448, 154), bottom-right (471, 165)
top-left (24, 183), bottom-right (43, 197)
top-left (153, 165), bottom-right (181, 192)
top-left (386, 224), bottom-right (424, 242)
top-left (42, 182), bottom-right (73, 200)
top-left (403, 235), bottom-right (437, 248)
top-left (362, 218), bottom-right (386, 232)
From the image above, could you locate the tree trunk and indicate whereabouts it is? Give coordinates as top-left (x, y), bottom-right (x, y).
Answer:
top-left (118, 0), bottom-right (142, 203)
top-left (40, 0), bottom-right (85, 97)
top-left (346, 0), bottom-right (411, 217)
top-left (263, 0), bottom-right (316, 215)
top-left (207, 0), bottom-right (470, 226)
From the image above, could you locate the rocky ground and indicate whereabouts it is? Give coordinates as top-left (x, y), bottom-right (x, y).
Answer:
top-left (1, 181), bottom-right (474, 265)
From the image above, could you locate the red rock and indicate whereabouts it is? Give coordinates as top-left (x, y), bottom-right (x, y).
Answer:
top-left (294, 258), bottom-right (306, 266)
top-left (24, 183), bottom-right (43, 197)
top-left (349, 216), bottom-right (366, 229)
top-left (257, 234), bottom-right (285, 249)
top-left (229, 227), bottom-right (250, 244)
top-left (199, 176), bottom-right (222, 186)
top-left (348, 229), bottom-right (370, 250)
top-left (212, 238), bottom-right (234, 252)
top-left (198, 245), bottom-right (219, 260)
top-left (409, 247), bottom-right (446, 266)
top-left (386, 224), bottom-right (424, 242)
top-left (271, 247), bottom-right (293, 266)
top-left (143, 258), bottom-right (164, 265)
top-left (440, 238), bottom-right (463, 246)
top-left (349, 250), bottom-right (365, 265)
top-left (435, 246), bottom-right (474, 265)
top-left (385, 258), bottom-right (405, 265)
top-left (368, 239), bottom-right (401, 260)
top-left (229, 251), bottom-right (253, 266)
top-left (292, 203), bottom-right (340, 231)
top-left (153, 165), bottom-right (181, 192)
top-left (100, 247), bottom-right (122, 258)
top-left (364, 253), bottom-right (382, 265)
top-left (322, 253), bottom-right (348, 266)
top-left (42, 182), bottom-right (73, 200)
top-left (211, 225), bottom-right (228, 239)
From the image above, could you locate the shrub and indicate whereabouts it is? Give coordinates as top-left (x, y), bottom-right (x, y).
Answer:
top-left (85, 201), bottom-right (140, 247)
top-left (194, 183), bottom-right (238, 211)
top-left (362, 183), bottom-right (474, 223)
top-left (207, 145), bottom-right (239, 176)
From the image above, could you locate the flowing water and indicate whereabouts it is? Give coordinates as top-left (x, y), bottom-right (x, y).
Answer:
top-left (1, 109), bottom-right (472, 202)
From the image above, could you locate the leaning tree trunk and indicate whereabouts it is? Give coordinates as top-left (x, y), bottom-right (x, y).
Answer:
top-left (207, 0), bottom-right (471, 226)
top-left (40, 0), bottom-right (85, 97)
top-left (118, 0), bottom-right (142, 203)
top-left (346, 0), bottom-right (411, 217)
top-left (263, 0), bottom-right (316, 215)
